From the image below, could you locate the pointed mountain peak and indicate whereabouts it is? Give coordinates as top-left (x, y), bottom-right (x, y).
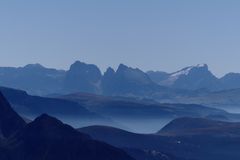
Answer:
top-left (116, 64), bottom-right (144, 74)
top-left (31, 114), bottom-right (66, 129)
top-left (117, 64), bottom-right (129, 72)
top-left (105, 67), bottom-right (115, 75)
top-left (24, 114), bottom-right (90, 140)
top-left (11, 114), bottom-right (134, 160)
top-left (106, 67), bottom-right (115, 72)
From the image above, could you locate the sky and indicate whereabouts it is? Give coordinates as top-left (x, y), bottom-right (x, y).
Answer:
top-left (0, 0), bottom-right (240, 77)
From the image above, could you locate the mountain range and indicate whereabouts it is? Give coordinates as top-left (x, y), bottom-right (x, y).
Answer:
top-left (147, 64), bottom-right (220, 90)
top-left (1, 73), bottom-right (240, 159)
top-left (80, 117), bottom-right (240, 160)
top-left (3, 61), bottom-right (240, 114)
top-left (0, 92), bottom-right (135, 160)
top-left (1, 87), bottom-right (239, 133)
top-left (5, 86), bottom-right (240, 160)
top-left (0, 87), bottom-right (117, 128)
top-left (2, 61), bottom-right (240, 96)
top-left (57, 92), bottom-right (240, 133)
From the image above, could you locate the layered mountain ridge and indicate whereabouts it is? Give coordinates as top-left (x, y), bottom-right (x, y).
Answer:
top-left (147, 64), bottom-right (220, 90)
top-left (1, 61), bottom-right (240, 97)
top-left (0, 92), bottom-right (135, 160)
top-left (79, 117), bottom-right (240, 160)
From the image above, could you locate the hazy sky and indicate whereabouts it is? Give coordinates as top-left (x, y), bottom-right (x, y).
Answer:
top-left (1, 0), bottom-right (240, 77)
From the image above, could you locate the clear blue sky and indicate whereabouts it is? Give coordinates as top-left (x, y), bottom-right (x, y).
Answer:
top-left (0, 0), bottom-right (240, 77)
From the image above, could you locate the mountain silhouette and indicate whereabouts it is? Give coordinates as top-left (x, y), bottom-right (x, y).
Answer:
top-left (148, 64), bottom-right (219, 90)
top-left (79, 118), bottom-right (240, 160)
top-left (5, 114), bottom-right (134, 160)
top-left (0, 87), bottom-right (114, 128)
top-left (0, 64), bottom-right (65, 95)
top-left (101, 64), bottom-right (163, 96)
top-left (0, 93), bottom-right (134, 160)
top-left (0, 92), bottom-right (26, 138)
top-left (1, 61), bottom-right (240, 99)
top-left (64, 61), bottom-right (102, 93)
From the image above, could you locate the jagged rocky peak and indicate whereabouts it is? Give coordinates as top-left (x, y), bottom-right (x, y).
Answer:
top-left (105, 67), bottom-right (115, 75)
top-left (102, 67), bottom-right (115, 81)
top-left (69, 60), bottom-right (102, 76)
top-left (116, 63), bottom-right (129, 72)
top-left (115, 64), bottom-right (153, 84)
top-left (64, 61), bottom-right (102, 93)
top-left (116, 63), bottom-right (143, 73)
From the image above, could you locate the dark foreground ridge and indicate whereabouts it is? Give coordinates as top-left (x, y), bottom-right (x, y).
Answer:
top-left (0, 92), bottom-right (26, 138)
top-left (0, 92), bottom-right (134, 160)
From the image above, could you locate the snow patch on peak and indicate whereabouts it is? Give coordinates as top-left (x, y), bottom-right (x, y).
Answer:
top-left (162, 64), bottom-right (208, 85)
top-left (171, 67), bottom-right (192, 78)
top-left (171, 64), bottom-right (208, 78)
top-left (196, 63), bottom-right (208, 68)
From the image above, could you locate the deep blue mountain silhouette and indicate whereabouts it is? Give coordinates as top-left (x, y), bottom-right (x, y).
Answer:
top-left (0, 93), bottom-right (135, 160)
top-left (0, 92), bottom-right (26, 138)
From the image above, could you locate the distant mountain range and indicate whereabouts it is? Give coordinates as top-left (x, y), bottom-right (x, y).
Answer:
top-left (2, 61), bottom-right (240, 159)
top-left (2, 61), bottom-right (240, 96)
top-left (3, 61), bottom-right (240, 114)
top-left (147, 64), bottom-right (220, 90)
top-left (147, 64), bottom-right (240, 92)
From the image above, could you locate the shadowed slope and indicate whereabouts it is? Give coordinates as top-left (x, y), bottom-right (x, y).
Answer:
top-left (6, 114), bottom-right (134, 160)
top-left (0, 92), bottom-right (26, 138)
